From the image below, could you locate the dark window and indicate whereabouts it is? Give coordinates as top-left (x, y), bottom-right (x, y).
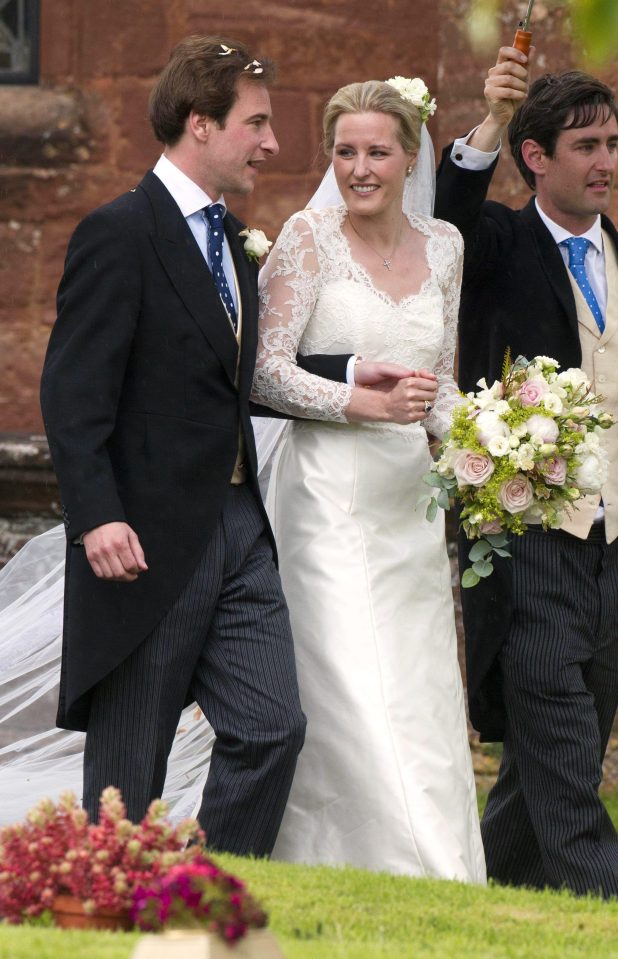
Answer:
top-left (0, 0), bottom-right (39, 84)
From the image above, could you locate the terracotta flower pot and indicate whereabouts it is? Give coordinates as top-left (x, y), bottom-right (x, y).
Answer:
top-left (52, 894), bottom-right (133, 931)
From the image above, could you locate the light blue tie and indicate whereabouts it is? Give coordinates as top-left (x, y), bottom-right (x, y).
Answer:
top-left (204, 203), bottom-right (237, 331)
top-left (560, 236), bottom-right (605, 334)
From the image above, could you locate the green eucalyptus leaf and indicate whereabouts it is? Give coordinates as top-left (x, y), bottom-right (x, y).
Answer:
top-left (423, 472), bottom-right (444, 489)
top-left (472, 559), bottom-right (494, 578)
top-left (437, 489), bottom-right (451, 510)
top-left (492, 547), bottom-right (512, 558)
top-left (486, 532), bottom-right (510, 548)
top-left (468, 540), bottom-right (492, 561)
top-left (461, 568), bottom-right (481, 589)
top-left (426, 498), bottom-right (439, 522)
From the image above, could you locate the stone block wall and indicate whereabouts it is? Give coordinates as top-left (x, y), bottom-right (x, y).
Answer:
top-left (1, 0), bottom-right (617, 438)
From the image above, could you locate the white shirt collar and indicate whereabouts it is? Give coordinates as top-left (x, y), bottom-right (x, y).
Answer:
top-left (152, 154), bottom-right (227, 219)
top-left (534, 198), bottom-right (603, 254)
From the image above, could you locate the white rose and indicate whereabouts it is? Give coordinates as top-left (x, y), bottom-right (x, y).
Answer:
top-left (487, 435), bottom-right (510, 457)
top-left (542, 392), bottom-right (564, 415)
top-left (525, 414), bottom-right (560, 443)
top-left (512, 422), bottom-right (529, 439)
top-left (575, 452), bottom-right (608, 493)
top-left (556, 368), bottom-right (590, 392)
top-left (532, 355), bottom-right (559, 370)
top-left (239, 227), bottom-right (272, 261)
top-left (509, 435), bottom-right (520, 448)
top-left (475, 410), bottom-right (510, 445)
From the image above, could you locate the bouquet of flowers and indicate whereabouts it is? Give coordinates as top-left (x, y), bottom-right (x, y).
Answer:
top-left (131, 859), bottom-right (268, 943)
top-left (423, 353), bottom-right (614, 588)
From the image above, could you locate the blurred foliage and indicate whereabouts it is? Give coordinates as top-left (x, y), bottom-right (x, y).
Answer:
top-left (467, 0), bottom-right (618, 65)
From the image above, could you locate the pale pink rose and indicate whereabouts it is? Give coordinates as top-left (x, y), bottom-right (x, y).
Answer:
top-left (499, 474), bottom-right (534, 514)
top-left (525, 413), bottom-right (559, 443)
top-left (479, 519), bottom-right (503, 535)
top-left (454, 450), bottom-right (495, 488)
top-left (518, 377), bottom-right (548, 407)
top-left (542, 456), bottom-right (568, 486)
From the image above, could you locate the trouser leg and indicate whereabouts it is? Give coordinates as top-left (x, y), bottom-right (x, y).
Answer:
top-left (192, 485), bottom-right (305, 855)
top-left (482, 528), bottom-right (618, 897)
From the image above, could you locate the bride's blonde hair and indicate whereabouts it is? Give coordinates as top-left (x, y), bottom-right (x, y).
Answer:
top-left (323, 80), bottom-right (422, 156)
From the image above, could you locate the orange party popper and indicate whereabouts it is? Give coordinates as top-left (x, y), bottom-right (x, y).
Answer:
top-left (513, 0), bottom-right (534, 55)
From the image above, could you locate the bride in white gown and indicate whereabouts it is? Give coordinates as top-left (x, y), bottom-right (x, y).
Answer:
top-left (251, 78), bottom-right (486, 882)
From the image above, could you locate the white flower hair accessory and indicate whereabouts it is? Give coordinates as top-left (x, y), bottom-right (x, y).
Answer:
top-left (239, 227), bottom-right (272, 263)
top-left (386, 76), bottom-right (437, 123)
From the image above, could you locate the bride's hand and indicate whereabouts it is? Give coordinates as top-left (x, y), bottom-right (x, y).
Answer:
top-left (383, 372), bottom-right (438, 424)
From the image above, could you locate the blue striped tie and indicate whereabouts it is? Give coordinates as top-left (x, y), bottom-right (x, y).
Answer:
top-left (561, 237), bottom-right (605, 334)
top-left (204, 203), bottom-right (237, 331)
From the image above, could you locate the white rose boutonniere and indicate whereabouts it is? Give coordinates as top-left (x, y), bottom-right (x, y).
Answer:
top-left (239, 227), bottom-right (272, 263)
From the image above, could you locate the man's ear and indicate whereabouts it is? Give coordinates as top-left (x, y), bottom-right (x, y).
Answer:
top-left (520, 138), bottom-right (547, 179)
top-left (187, 111), bottom-right (212, 143)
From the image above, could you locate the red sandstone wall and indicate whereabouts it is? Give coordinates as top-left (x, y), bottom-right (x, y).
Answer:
top-left (1, 0), bottom-right (616, 433)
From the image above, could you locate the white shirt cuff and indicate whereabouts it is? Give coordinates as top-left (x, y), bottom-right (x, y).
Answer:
top-left (346, 355), bottom-right (357, 386)
top-left (451, 129), bottom-right (500, 171)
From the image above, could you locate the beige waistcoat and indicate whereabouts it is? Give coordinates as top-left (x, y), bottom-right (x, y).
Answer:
top-left (560, 228), bottom-right (618, 543)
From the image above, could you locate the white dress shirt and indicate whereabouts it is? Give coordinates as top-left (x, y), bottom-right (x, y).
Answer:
top-left (152, 154), bottom-right (238, 313)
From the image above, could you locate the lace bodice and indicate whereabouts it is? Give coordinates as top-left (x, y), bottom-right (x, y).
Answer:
top-left (252, 205), bottom-right (462, 438)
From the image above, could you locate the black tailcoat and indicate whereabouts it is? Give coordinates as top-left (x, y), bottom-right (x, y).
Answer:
top-left (41, 171), bottom-right (346, 731)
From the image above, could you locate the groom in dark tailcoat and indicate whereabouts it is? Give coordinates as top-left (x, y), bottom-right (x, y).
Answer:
top-left (40, 36), bottom-right (355, 855)
top-left (435, 48), bottom-right (618, 895)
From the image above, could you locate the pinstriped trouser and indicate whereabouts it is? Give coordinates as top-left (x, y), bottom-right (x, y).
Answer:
top-left (482, 523), bottom-right (618, 897)
top-left (83, 484), bottom-right (306, 856)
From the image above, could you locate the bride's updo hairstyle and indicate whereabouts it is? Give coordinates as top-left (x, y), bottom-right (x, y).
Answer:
top-left (323, 80), bottom-right (422, 156)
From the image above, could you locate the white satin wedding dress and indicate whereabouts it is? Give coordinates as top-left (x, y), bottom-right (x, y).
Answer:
top-left (252, 205), bottom-right (486, 882)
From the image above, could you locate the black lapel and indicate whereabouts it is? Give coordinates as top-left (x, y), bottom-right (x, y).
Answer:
top-left (139, 171), bottom-right (238, 386)
top-left (519, 197), bottom-right (579, 340)
top-left (225, 212), bottom-right (259, 392)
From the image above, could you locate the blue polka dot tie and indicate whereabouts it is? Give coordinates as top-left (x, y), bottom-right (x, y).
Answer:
top-left (561, 236), bottom-right (605, 334)
top-left (204, 203), bottom-right (237, 331)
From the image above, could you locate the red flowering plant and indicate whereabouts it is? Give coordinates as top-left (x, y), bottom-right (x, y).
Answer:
top-left (131, 859), bottom-right (268, 944)
top-left (0, 787), bottom-right (203, 924)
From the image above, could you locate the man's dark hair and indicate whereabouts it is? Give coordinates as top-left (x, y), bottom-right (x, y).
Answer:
top-left (508, 71), bottom-right (618, 190)
top-left (149, 35), bottom-right (276, 146)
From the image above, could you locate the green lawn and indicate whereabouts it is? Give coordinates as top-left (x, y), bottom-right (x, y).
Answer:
top-left (1, 790), bottom-right (616, 959)
top-left (2, 827), bottom-right (618, 959)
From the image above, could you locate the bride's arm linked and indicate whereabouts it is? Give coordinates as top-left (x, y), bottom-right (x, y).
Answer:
top-left (423, 221), bottom-right (464, 440)
top-left (251, 212), bottom-right (436, 424)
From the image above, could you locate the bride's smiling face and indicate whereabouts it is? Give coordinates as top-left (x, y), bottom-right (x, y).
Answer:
top-left (332, 111), bottom-right (416, 217)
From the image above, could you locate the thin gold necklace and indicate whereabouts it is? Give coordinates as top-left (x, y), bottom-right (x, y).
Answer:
top-left (347, 214), bottom-right (404, 271)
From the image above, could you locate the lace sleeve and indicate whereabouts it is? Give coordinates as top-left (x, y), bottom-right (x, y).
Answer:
top-left (425, 221), bottom-right (463, 440)
top-left (251, 212), bottom-right (353, 421)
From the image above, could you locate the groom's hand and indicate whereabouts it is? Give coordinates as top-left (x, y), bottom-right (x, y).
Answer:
top-left (83, 521), bottom-right (148, 582)
top-left (354, 361), bottom-right (415, 388)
